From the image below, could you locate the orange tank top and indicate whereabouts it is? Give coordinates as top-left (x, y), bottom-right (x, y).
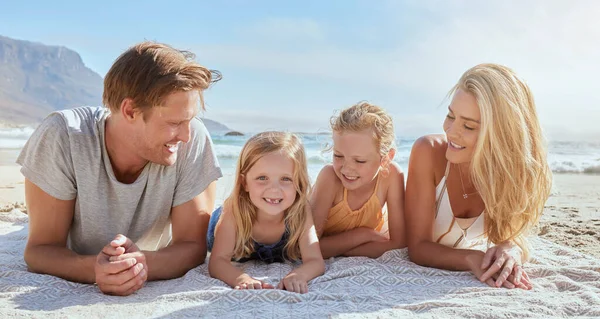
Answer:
top-left (322, 175), bottom-right (385, 236)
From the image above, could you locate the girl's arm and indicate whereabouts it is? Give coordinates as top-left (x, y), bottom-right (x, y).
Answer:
top-left (208, 209), bottom-right (272, 289)
top-left (343, 163), bottom-right (407, 258)
top-left (310, 165), bottom-right (380, 258)
top-left (278, 211), bottom-right (325, 293)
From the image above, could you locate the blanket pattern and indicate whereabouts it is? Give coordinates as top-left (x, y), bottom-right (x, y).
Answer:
top-left (1, 209), bottom-right (599, 318)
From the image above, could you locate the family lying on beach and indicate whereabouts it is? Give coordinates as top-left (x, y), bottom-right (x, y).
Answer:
top-left (16, 41), bottom-right (552, 296)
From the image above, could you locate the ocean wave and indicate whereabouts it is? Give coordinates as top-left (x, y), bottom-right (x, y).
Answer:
top-left (0, 139), bottom-right (27, 149)
top-left (550, 160), bottom-right (600, 175)
top-left (213, 144), bottom-right (243, 158)
top-left (0, 127), bottom-right (35, 139)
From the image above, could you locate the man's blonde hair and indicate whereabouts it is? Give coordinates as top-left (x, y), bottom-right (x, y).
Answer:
top-left (103, 41), bottom-right (221, 115)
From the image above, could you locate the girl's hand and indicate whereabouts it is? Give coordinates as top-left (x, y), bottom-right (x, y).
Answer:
top-left (234, 275), bottom-right (274, 290)
top-left (277, 273), bottom-right (308, 294)
top-left (369, 228), bottom-right (389, 243)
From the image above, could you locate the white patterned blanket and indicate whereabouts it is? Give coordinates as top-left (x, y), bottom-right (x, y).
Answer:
top-left (0, 209), bottom-right (599, 319)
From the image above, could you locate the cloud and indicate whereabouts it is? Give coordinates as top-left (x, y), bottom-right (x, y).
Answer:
top-left (194, 2), bottom-right (600, 137)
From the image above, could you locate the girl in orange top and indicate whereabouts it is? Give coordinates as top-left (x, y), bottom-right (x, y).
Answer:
top-left (310, 102), bottom-right (406, 258)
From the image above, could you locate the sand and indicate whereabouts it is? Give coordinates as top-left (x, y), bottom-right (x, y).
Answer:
top-left (535, 173), bottom-right (600, 257)
top-left (1, 159), bottom-right (598, 257)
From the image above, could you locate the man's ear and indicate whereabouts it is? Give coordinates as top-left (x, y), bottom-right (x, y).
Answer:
top-left (120, 98), bottom-right (140, 123)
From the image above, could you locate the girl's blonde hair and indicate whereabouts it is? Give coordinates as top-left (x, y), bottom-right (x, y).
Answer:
top-left (450, 63), bottom-right (552, 259)
top-left (224, 131), bottom-right (311, 261)
top-left (330, 101), bottom-right (396, 158)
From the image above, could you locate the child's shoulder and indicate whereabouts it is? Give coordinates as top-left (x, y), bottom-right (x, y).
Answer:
top-left (315, 164), bottom-right (343, 186)
top-left (316, 164), bottom-right (338, 180)
top-left (386, 161), bottom-right (404, 177)
top-left (380, 161), bottom-right (404, 187)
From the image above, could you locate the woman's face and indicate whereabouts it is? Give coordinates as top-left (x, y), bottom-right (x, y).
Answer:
top-left (443, 89), bottom-right (481, 164)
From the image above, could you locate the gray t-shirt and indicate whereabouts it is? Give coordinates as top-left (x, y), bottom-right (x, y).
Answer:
top-left (17, 106), bottom-right (222, 255)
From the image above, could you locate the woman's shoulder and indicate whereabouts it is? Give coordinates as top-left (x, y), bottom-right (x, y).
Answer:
top-left (409, 135), bottom-right (448, 183)
top-left (412, 134), bottom-right (447, 153)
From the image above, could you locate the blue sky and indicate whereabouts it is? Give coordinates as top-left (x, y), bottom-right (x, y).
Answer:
top-left (1, 0), bottom-right (599, 139)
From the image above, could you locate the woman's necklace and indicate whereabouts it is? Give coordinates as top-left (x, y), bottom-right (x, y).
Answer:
top-left (457, 164), bottom-right (478, 199)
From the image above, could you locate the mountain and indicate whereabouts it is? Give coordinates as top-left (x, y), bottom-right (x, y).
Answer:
top-left (0, 35), bottom-right (236, 133)
top-left (0, 35), bottom-right (103, 124)
top-left (200, 118), bottom-right (231, 133)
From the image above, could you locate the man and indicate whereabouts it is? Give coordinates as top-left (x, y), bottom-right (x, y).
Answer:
top-left (17, 41), bottom-right (222, 296)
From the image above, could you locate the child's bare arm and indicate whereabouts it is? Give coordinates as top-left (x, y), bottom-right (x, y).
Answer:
top-left (309, 165), bottom-right (338, 237)
top-left (310, 165), bottom-right (376, 257)
top-left (278, 212), bottom-right (325, 293)
top-left (208, 210), bottom-right (271, 289)
top-left (318, 228), bottom-right (385, 258)
top-left (343, 163), bottom-right (407, 258)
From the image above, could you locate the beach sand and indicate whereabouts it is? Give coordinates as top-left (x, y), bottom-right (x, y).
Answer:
top-left (1, 160), bottom-right (599, 258)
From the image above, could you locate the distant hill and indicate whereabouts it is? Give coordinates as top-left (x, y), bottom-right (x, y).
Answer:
top-left (0, 35), bottom-right (103, 124)
top-left (0, 35), bottom-right (235, 133)
top-left (200, 118), bottom-right (231, 133)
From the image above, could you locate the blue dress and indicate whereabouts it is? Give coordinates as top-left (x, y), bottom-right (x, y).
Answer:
top-left (206, 206), bottom-right (290, 263)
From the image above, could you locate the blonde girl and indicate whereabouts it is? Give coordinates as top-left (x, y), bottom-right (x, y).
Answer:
top-left (311, 102), bottom-right (406, 258)
top-left (207, 131), bottom-right (325, 294)
top-left (405, 63), bottom-right (552, 289)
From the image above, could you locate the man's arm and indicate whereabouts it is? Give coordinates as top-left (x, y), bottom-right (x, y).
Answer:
top-left (24, 180), bottom-right (143, 295)
top-left (143, 180), bottom-right (216, 280)
top-left (23, 179), bottom-right (96, 283)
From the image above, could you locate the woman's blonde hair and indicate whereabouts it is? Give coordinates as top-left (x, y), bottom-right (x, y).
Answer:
top-left (224, 131), bottom-right (311, 261)
top-left (330, 101), bottom-right (396, 160)
top-left (450, 63), bottom-right (552, 259)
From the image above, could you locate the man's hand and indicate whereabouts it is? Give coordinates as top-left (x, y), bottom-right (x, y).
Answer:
top-left (95, 234), bottom-right (148, 296)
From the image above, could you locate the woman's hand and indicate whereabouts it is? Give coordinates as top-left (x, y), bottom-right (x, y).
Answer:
top-left (479, 242), bottom-right (532, 289)
top-left (277, 272), bottom-right (308, 294)
top-left (465, 249), bottom-right (531, 289)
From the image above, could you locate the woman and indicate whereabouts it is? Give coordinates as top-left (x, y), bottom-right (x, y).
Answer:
top-left (405, 63), bottom-right (552, 289)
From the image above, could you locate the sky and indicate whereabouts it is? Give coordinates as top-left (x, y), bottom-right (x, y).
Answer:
top-left (1, 0), bottom-right (599, 140)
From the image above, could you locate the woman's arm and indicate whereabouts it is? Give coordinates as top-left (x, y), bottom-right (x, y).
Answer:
top-left (343, 163), bottom-right (407, 257)
top-left (278, 211), bottom-right (325, 293)
top-left (407, 137), bottom-right (529, 289)
top-left (405, 137), bottom-right (482, 270)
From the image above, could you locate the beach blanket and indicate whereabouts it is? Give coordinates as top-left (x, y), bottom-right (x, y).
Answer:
top-left (0, 209), bottom-right (598, 318)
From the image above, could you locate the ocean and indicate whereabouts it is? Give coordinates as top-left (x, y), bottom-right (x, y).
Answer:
top-left (1, 127), bottom-right (599, 180)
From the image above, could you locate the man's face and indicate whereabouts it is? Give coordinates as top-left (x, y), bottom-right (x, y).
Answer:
top-left (132, 90), bottom-right (200, 166)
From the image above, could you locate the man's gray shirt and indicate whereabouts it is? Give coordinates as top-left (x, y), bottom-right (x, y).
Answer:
top-left (17, 106), bottom-right (222, 255)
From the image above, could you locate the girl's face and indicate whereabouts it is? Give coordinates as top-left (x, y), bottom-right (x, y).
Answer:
top-left (443, 89), bottom-right (481, 164)
top-left (332, 129), bottom-right (384, 191)
top-left (244, 151), bottom-right (297, 218)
